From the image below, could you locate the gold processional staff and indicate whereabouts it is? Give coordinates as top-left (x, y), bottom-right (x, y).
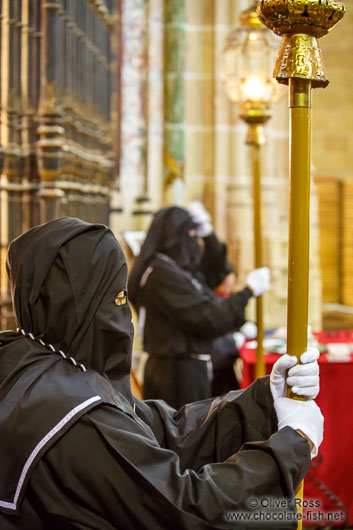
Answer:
top-left (257, 1), bottom-right (345, 528)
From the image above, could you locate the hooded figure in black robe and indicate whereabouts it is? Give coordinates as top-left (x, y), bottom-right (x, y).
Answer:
top-left (128, 207), bottom-right (253, 408)
top-left (0, 217), bottom-right (310, 530)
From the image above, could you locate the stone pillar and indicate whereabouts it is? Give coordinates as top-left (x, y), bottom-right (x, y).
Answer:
top-left (147, 0), bottom-right (164, 213)
top-left (163, 0), bottom-right (185, 205)
top-left (120, 0), bottom-right (150, 230)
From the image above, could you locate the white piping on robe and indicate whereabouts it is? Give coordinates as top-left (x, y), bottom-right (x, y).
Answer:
top-left (138, 266), bottom-right (154, 342)
top-left (0, 395), bottom-right (102, 511)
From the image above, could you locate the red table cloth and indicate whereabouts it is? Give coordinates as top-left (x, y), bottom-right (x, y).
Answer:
top-left (240, 331), bottom-right (353, 527)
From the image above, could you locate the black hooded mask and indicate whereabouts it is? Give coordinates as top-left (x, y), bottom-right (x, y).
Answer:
top-left (0, 217), bottom-right (135, 514)
top-left (128, 207), bottom-right (202, 310)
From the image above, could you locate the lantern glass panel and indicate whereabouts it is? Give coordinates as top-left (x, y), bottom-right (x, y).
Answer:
top-left (222, 27), bottom-right (283, 104)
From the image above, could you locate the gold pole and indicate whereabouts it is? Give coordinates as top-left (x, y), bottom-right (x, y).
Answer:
top-left (257, 2), bottom-right (345, 528)
top-left (247, 123), bottom-right (266, 378)
top-left (287, 74), bottom-right (312, 530)
top-left (252, 140), bottom-right (265, 378)
top-left (286, 79), bottom-right (311, 392)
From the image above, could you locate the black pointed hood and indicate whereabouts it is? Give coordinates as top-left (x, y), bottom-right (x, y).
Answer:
top-left (7, 216), bottom-right (133, 389)
top-left (0, 217), bottom-right (135, 515)
top-left (128, 206), bottom-right (201, 310)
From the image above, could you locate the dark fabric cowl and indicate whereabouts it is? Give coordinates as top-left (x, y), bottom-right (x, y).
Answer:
top-left (128, 206), bottom-right (201, 311)
top-left (7, 217), bottom-right (133, 391)
top-left (0, 217), bottom-right (134, 514)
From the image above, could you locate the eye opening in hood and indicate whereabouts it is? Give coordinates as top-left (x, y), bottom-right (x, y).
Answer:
top-left (115, 290), bottom-right (127, 306)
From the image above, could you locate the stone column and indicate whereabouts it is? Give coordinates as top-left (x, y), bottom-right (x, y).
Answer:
top-left (163, 0), bottom-right (185, 205)
top-left (120, 0), bottom-right (150, 230)
top-left (146, 0), bottom-right (164, 213)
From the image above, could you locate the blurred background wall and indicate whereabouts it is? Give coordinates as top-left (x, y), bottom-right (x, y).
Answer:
top-left (0, 0), bottom-right (352, 332)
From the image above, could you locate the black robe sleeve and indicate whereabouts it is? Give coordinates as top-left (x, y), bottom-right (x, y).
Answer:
top-left (145, 268), bottom-right (252, 339)
top-left (26, 377), bottom-right (310, 530)
top-left (136, 376), bottom-right (306, 482)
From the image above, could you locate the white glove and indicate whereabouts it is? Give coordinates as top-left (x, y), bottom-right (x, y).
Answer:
top-left (274, 397), bottom-right (324, 458)
top-left (188, 201), bottom-right (213, 237)
top-left (286, 347), bottom-right (320, 398)
top-left (245, 267), bottom-right (270, 296)
top-left (270, 347), bottom-right (320, 402)
top-left (233, 332), bottom-right (246, 350)
top-left (240, 321), bottom-right (257, 339)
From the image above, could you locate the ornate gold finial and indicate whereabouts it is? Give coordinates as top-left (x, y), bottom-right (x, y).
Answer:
top-left (257, 0), bottom-right (345, 39)
top-left (257, 0), bottom-right (345, 87)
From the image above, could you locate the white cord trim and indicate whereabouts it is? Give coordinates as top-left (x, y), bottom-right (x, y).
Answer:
top-left (17, 329), bottom-right (86, 372)
top-left (0, 395), bottom-right (101, 511)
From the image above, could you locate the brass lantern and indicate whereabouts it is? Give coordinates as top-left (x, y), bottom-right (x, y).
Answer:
top-left (222, 4), bottom-right (283, 129)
